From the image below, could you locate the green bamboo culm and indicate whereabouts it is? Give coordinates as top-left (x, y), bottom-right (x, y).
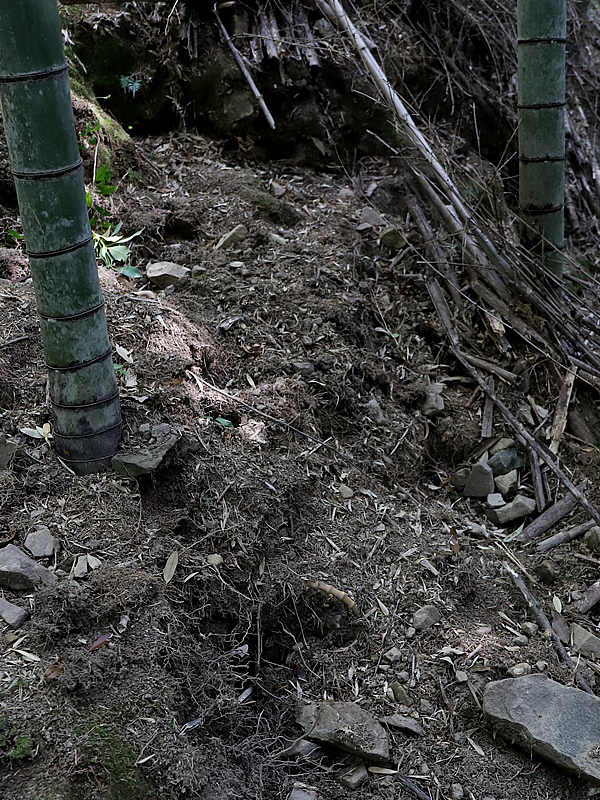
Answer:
top-left (518, 0), bottom-right (566, 280)
top-left (0, 0), bottom-right (122, 475)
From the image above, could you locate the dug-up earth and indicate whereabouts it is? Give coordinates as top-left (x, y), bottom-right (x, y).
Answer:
top-left (0, 131), bottom-right (600, 800)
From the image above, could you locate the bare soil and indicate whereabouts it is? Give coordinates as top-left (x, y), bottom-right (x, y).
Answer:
top-left (0, 125), bottom-right (597, 800)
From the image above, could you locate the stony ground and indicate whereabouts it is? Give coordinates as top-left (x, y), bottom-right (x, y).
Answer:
top-left (0, 129), bottom-right (598, 800)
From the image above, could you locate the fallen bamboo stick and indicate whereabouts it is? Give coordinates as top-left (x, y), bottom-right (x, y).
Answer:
top-left (427, 279), bottom-right (600, 529)
top-left (503, 561), bottom-right (593, 695)
top-left (214, 6), bottom-right (276, 130)
top-left (536, 519), bottom-right (595, 553)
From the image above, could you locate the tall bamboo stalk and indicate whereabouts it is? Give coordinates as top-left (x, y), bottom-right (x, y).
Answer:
top-left (0, 0), bottom-right (122, 474)
top-left (518, 0), bottom-right (566, 279)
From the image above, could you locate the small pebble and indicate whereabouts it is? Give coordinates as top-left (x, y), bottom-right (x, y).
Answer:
top-left (521, 622), bottom-right (538, 638)
top-left (507, 662), bottom-right (532, 677)
top-left (512, 634), bottom-right (529, 647)
top-left (537, 559), bottom-right (558, 584)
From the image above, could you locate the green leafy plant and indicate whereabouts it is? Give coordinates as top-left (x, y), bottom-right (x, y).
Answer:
top-left (93, 221), bottom-right (143, 276)
top-left (120, 74), bottom-right (143, 97)
top-left (6, 227), bottom-right (24, 247)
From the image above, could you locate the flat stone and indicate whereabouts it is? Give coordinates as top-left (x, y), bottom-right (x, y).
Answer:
top-left (0, 544), bottom-right (57, 590)
top-left (0, 597), bottom-right (29, 629)
top-left (24, 526), bottom-right (59, 559)
top-left (280, 738), bottom-right (323, 759)
top-left (360, 206), bottom-right (386, 227)
top-left (512, 634), bottom-right (529, 647)
top-left (337, 764), bottom-right (368, 789)
top-left (571, 623), bottom-right (600, 659)
top-left (487, 448), bottom-right (523, 476)
top-left (421, 384), bottom-right (444, 418)
top-left (463, 463), bottom-right (494, 497)
top-left (112, 426), bottom-right (179, 477)
top-left (495, 469), bottom-right (518, 496)
top-left (383, 646), bottom-right (403, 664)
top-left (451, 468), bottom-right (470, 490)
top-left (379, 224), bottom-right (406, 250)
top-left (214, 223), bottom-right (248, 250)
top-left (291, 361), bottom-right (315, 376)
top-left (487, 494), bottom-right (536, 525)
top-left (146, 261), bottom-right (190, 288)
top-left (489, 437), bottom-right (516, 456)
top-left (389, 681), bottom-right (410, 704)
top-left (338, 484), bottom-right (354, 499)
top-left (287, 783), bottom-right (319, 800)
top-left (522, 622), bottom-right (538, 638)
top-left (295, 701), bottom-right (389, 762)
top-left (507, 662), bottom-right (532, 677)
top-left (487, 492), bottom-right (505, 509)
top-left (483, 674), bottom-right (600, 782)
top-left (412, 604), bottom-right (441, 630)
top-left (380, 714), bottom-right (423, 736)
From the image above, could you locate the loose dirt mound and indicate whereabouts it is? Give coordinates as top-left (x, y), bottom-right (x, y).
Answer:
top-left (1, 1), bottom-right (600, 798)
top-left (0, 130), bottom-right (595, 800)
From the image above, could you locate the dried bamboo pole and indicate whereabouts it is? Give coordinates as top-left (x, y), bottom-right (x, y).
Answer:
top-left (503, 561), bottom-right (593, 694)
top-left (427, 280), bottom-right (600, 528)
top-left (213, 5), bottom-right (276, 131)
top-left (314, 0), bottom-right (517, 285)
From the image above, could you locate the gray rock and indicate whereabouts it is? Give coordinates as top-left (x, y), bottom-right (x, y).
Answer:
top-left (295, 701), bottom-right (389, 762)
top-left (421, 384), bottom-right (444, 418)
top-left (365, 397), bottom-right (385, 423)
top-left (463, 463), bottom-right (494, 497)
top-left (0, 433), bottom-right (18, 469)
top-left (0, 544), bottom-right (57, 590)
top-left (291, 361), bottom-right (315, 376)
top-left (287, 783), bottom-right (319, 800)
top-left (571, 623), bottom-right (600, 659)
top-left (380, 714), bottom-right (423, 736)
top-left (466, 521), bottom-right (491, 539)
top-left (337, 764), bottom-right (368, 789)
top-left (487, 494), bottom-right (536, 525)
top-left (412, 604), bottom-right (441, 630)
top-left (522, 622), bottom-right (538, 638)
top-left (146, 261), bottom-right (190, 288)
top-left (0, 597), bottom-right (29, 628)
top-left (584, 526), bottom-right (600, 554)
top-left (537, 559), bottom-right (557, 584)
top-left (483, 674), bottom-right (600, 782)
top-left (512, 634), bottom-right (529, 647)
top-left (383, 646), bottom-right (403, 664)
top-left (495, 469), bottom-right (519, 496)
top-left (451, 468), bottom-right (470, 490)
top-left (280, 738), bottom-right (323, 759)
top-left (451, 784), bottom-right (464, 800)
top-left (487, 448), bottom-right (524, 476)
top-left (214, 224), bottom-right (248, 250)
top-left (389, 681), bottom-right (410, 704)
top-left (360, 206), bottom-right (386, 227)
top-left (507, 662), bottom-right (532, 678)
top-left (338, 484), bottom-right (354, 499)
top-left (24, 526), bottom-right (59, 559)
top-left (112, 426), bottom-right (179, 477)
top-left (489, 437), bottom-right (516, 456)
top-left (487, 492), bottom-right (505, 509)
